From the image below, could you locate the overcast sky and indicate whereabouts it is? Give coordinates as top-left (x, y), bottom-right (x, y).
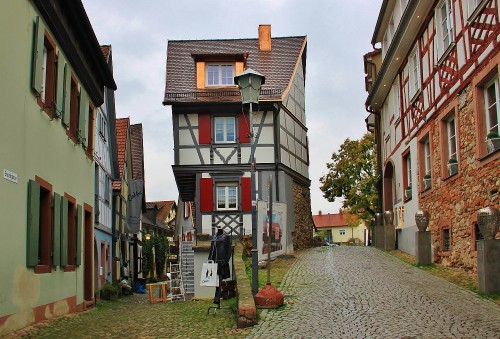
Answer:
top-left (82, 0), bottom-right (382, 215)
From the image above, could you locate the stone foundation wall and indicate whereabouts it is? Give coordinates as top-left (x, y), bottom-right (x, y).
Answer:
top-left (421, 83), bottom-right (500, 272)
top-left (292, 182), bottom-right (315, 250)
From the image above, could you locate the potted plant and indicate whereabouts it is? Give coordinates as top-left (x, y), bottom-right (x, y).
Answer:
top-left (100, 282), bottom-right (119, 300)
top-left (423, 173), bottom-right (431, 190)
top-left (405, 185), bottom-right (412, 200)
top-left (447, 157), bottom-right (458, 176)
top-left (486, 132), bottom-right (500, 153)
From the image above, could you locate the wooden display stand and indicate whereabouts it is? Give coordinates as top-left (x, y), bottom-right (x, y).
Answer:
top-left (147, 282), bottom-right (167, 303)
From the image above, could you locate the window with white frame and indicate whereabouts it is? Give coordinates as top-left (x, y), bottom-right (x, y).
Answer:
top-left (409, 46), bottom-right (420, 98)
top-left (215, 116), bottom-right (236, 143)
top-left (423, 139), bottom-right (431, 176)
top-left (392, 80), bottom-right (400, 120)
top-left (206, 64), bottom-right (234, 86)
top-left (485, 78), bottom-right (499, 136)
top-left (436, 0), bottom-right (454, 59)
top-left (339, 230), bottom-right (346, 236)
top-left (447, 115), bottom-right (457, 160)
top-left (99, 109), bottom-right (107, 141)
top-left (467, 0), bottom-right (484, 18)
top-left (216, 182), bottom-right (238, 210)
top-left (406, 154), bottom-right (412, 186)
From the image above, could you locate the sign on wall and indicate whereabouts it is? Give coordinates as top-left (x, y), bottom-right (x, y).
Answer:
top-left (257, 201), bottom-right (287, 261)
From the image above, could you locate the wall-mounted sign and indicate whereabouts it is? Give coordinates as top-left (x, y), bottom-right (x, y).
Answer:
top-left (3, 169), bottom-right (18, 184)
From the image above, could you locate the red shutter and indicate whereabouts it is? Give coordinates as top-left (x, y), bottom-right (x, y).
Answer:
top-left (198, 113), bottom-right (211, 144)
top-left (200, 178), bottom-right (213, 212)
top-left (238, 112), bottom-right (250, 143)
top-left (241, 177), bottom-right (252, 211)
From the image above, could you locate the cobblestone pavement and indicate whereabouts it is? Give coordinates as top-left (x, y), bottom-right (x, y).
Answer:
top-left (246, 246), bottom-right (500, 339)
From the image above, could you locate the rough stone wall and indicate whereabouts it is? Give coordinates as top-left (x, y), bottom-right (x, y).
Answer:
top-left (292, 182), bottom-right (315, 250)
top-left (421, 83), bottom-right (500, 272)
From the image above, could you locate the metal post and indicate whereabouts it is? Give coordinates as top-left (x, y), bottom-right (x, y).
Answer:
top-left (250, 101), bottom-right (259, 296)
top-left (267, 175), bottom-right (272, 285)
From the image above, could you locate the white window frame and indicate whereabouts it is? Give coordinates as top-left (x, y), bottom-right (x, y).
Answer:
top-left (467, 0), bottom-right (485, 19)
top-left (435, 0), bottom-right (454, 60)
top-left (423, 139), bottom-right (431, 176)
top-left (216, 182), bottom-right (238, 211)
top-left (484, 77), bottom-right (500, 135)
top-left (214, 116), bottom-right (236, 143)
top-left (447, 116), bottom-right (458, 160)
top-left (406, 153), bottom-right (412, 188)
top-left (409, 46), bottom-right (420, 99)
top-left (99, 109), bottom-right (107, 142)
top-left (339, 230), bottom-right (346, 236)
top-left (41, 46), bottom-right (48, 103)
top-left (206, 63), bottom-right (234, 86)
top-left (392, 80), bottom-right (400, 121)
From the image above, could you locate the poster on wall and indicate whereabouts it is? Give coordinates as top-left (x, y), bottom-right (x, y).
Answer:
top-left (257, 201), bottom-right (287, 261)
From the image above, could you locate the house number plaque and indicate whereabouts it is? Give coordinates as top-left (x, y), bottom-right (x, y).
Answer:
top-left (3, 169), bottom-right (18, 184)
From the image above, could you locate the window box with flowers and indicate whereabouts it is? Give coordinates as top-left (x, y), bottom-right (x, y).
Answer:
top-left (447, 157), bottom-right (458, 176)
top-left (423, 174), bottom-right (431, 190)
top-left (486, 132), bottom-right (500, 153)
top-left (405, 186), bottom-right (412, 201)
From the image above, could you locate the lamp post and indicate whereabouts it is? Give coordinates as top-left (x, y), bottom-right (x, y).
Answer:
top-left (235, 69), bottom-right (265, 297)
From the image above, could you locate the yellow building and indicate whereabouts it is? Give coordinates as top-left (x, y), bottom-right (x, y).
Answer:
top-left (313, 211), bottom-right (368, 245)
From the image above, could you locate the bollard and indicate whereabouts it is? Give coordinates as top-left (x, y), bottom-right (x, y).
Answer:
top-left (415, 210), bottom-right (431, 265)
top-left (477, 207), bottom-right (500, 294)
top-left (383, 210), bottom-right (395, 250)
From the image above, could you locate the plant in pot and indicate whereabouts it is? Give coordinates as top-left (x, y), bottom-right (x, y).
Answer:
top-left (100, 282), bottom-right (119, 300)
top-left (486, 131), bottom-right (500, 153)
top-left (423, 173), bottom-right (431, 190)
top-left (447, 157), bottom-right (458, 176)
top-left (405, 185), bottom-right (412, 200)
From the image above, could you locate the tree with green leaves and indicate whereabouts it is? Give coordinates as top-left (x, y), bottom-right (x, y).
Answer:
top-left (319, 133), bottom-right (379, 223)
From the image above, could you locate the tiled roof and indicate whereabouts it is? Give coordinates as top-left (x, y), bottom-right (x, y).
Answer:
top-left (312, 212), bottom-right (355, 228)
top-left (164, 36), bottom-right (306, 104)
top-left (146, 202), bottom-right (157, 209)
top-left (100, 45), bottom-right (111, 62)
top-left (154, 200), bottom-right (176, 222)
top-left (113, 118), bottom-right (129, 191)
top-left (130, 123), bottom-right (145, 181)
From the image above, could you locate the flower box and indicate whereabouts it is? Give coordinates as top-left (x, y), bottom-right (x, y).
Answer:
top-left (447, 160), bottom-right (458, 176)
top-left (423, 176), bottom-right (431, 190)
top-left (405, 186), bottom-right (412, 200)
top-left (486, 137), bottom-right (500, 153)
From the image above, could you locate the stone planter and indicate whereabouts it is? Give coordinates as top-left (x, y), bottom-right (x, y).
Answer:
top-left (477, 207), bottom-right (500, 240)
top-left (486, 137), bottom-right (500, 153)
top-left (415, 210), bottom-right (430, 231)
top-left (447, 162), bottom-right (458, 176)
top-left (405, 187), bottom-right (412, 200)
top-left (423, 177), bottom-right (431, 190)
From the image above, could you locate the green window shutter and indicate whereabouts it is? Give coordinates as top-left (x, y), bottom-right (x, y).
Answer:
top-left (52, 192), bottom-right (61, 266)
top-left (27, 179), bottom-right (40, 267)
top-left (76, 204), bottom-right (83, 266)
top-left (31, 16), bottom-right (45, 95)
top-left (56, 52), bottom-right (65, 117)
top-left (60, 196), bottom-right (68, 267)
top-left (78, 90), bottom-right (88, 147)
top-left (62, 64), bottom-right (70, 127)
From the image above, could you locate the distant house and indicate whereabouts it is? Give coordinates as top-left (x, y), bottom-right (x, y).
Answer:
top-left (163, 25), bottom-right (315, 253)
top-left (94, 45), bottom-right (119, 290)
top-left (313, 211), bottom-right (368, 245)
top-left (0, 0), bottom-right (115, 335)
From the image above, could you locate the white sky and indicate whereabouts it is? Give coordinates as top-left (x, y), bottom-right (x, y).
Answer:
top-left (82, 0), bottom-right (382, 215)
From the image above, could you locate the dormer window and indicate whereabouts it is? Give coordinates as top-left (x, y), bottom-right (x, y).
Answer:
top-left (206, 63), bottom-right (234, 86)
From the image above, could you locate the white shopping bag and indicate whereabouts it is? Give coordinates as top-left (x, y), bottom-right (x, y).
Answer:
top-left (200, 260), bottom-right (219, 287)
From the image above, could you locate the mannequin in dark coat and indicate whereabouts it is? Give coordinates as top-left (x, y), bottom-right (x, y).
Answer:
top-left (208, 227), bottom-right (232, 303)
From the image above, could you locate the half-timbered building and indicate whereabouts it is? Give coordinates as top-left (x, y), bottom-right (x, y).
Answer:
top-left (365, 0), bottom-right (500, 270)
top-left (163, 25), bottom-right (315, 252)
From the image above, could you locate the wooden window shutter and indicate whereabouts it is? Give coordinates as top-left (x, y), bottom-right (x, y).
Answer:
top-left (60, 196), bottom-right (68, 267)
top-left (76, 204), bottom-right (82, 266)
top-left (62, 64), bottom-right (70, 127)
top-left (198, 113), bottom-right (211, 145)
top-left (56, 52), bottom-right (65, 117)
top-left (52, 192), bottom-right (61, 266)
top-left (199, 178), bottom-right (213, 212)
top-left (78, 89), bottom-right (88, 147)
top-left (241, 177), bottom-right (252, 211)
top-left (27, 179), bottom-right (40, 267)
top-left (31, 16), bottom-right (45, 95)
top-left (238, 112), bottom-right (250, 143)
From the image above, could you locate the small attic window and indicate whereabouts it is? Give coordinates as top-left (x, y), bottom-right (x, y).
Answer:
top-left (206, 63), bottom-right (234, 86)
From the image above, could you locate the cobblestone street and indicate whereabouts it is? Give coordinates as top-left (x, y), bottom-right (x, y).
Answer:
top-left (247, 246), bottom-right (500, 339)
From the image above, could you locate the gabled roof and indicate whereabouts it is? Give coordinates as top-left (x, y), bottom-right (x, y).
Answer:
top-left (163, 36), bottom-right (307, 104)
top-left (154, 200), bottom-right (176, 222)
top-left (100, 45), bottom-right (111, 62)
top-left (130, 123), bottom-right (145, 181)
top-left (312, 211), bottom-right (356, 229)
top-left (113, 118), bottom-right (129, 191)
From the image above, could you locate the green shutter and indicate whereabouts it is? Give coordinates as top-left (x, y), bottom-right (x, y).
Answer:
top-left (27, 180), bottom-right (40, 267)
top-left (31, 16), bottom-right (45, 95)
top-left (78, 89), bottom-right (88, 147)
top-left (61, 196), bottom-right (68, 267)
top-left (62, 64), bottom-right (70, 127)
top-left (76, 204), bottom-right (83, 266)
top-left (56, 52), bottom-right (65, 117)
top-left (52, 192), bottom-right (61, 266)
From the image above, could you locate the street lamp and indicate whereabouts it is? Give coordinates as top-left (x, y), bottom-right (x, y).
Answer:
top-left (235, 68), bottom-right (265, 296)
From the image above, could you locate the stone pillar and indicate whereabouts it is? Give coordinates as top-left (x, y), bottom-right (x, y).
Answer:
top-left (374, 213), bottom-right (384, 249)
top-left (383, 211), bottom-right (395, 250)
top-left (415, 210), bottom-right (431, 265)
top-left (477, 207), bottom-right (500, 294)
